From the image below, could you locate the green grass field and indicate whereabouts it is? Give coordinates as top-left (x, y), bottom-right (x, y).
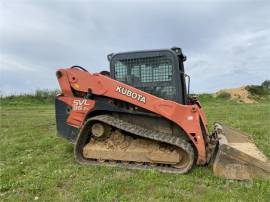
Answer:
top-left (1, 98), bottom-right (270, 201)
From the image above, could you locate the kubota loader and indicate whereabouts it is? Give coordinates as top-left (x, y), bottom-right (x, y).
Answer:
top-left (55, 47), bottom-right (270, 180)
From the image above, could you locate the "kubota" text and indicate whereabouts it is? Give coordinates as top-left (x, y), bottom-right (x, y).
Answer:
top-left (116, 86), bottom-right (146, 103)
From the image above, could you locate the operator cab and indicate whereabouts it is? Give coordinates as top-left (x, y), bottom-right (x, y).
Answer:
top-left (108, 47), bottom-right (188, 104)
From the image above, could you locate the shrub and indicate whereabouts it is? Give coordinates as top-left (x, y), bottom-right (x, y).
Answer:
top-left (216, 91), bottom-right (231, 100)
top-left (197, 93), bottom-right (214, 102)
top-left (245, 85), bottom-right (270, 97)
top-left (0, 89), bottom-right (60, 106)
top-left (35, 89), bottom-right (60, 103)
top-left (261, 80), bottom-right (270, 89)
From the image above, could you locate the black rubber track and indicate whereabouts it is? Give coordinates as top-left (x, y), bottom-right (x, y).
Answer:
top-left (74, 114), bottom-right (195, 174)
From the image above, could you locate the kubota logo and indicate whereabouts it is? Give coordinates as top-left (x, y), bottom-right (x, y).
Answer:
top-left (116, 86), bottom-right (146, 103)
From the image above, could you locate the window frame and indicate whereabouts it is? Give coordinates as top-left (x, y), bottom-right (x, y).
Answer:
top-left (110, 49), bottom-right (184, 104)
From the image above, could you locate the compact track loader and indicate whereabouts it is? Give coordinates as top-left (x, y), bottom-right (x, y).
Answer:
top-left (55, 47), bottom-right (270, 180)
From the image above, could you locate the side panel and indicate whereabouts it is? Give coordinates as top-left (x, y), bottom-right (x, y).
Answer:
top-left (55, 96), bottom-right (95, 143)
top-left (55, 98), bottom-right (79, 143)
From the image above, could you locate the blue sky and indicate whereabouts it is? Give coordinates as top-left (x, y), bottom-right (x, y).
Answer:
top-left (1, 0), bottom-right (269, 95)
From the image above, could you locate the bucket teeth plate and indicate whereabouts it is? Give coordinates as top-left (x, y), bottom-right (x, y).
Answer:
top-left (213, 123), bottom-right (270, 180)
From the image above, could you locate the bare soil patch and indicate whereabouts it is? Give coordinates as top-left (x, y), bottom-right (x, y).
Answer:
top-left (215, 86), bottom-right (256, 103)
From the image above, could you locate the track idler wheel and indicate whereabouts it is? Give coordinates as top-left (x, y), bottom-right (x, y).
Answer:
top-left (90, 122), bottom-right (111, 140)
top-left (173, 149), bottom-right (194, 170)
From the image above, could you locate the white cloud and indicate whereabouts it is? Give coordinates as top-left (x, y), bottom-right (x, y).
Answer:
top-left (0, 0), bottom-right (269, 94)
top-left (0, 54), bottom-right (39, 72)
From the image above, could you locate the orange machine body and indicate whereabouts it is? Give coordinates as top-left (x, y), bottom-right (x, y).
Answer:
top-left (56, 68), bottom-right (209, 165)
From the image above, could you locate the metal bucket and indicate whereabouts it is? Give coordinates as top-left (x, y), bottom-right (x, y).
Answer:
top-left (212, 123), bottom-right (270, 180)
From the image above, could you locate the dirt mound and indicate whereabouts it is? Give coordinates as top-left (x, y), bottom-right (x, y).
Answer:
top-left (215, 86), bottom-right (256, 103)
